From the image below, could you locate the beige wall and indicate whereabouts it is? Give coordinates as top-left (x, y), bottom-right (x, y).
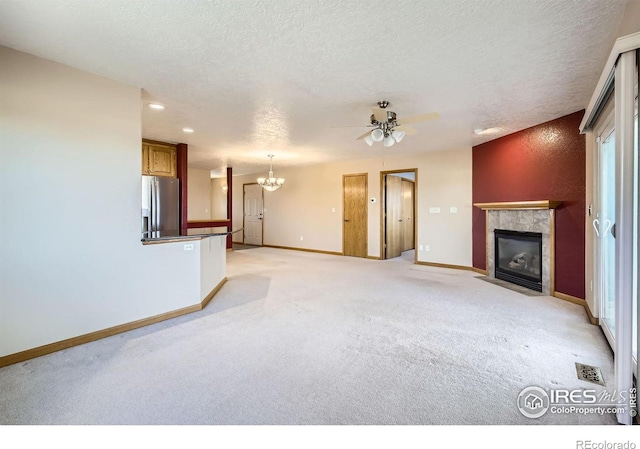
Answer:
top-left (0, 46), bottom-right (213, 357)
top-left (187, 168), bottom-right (212, 220)
top-left (233, 149), bottom-right (472, 266)
top-left (615, 0), bottom-right (640, 38)
top-left (210, 177), bottom-right (228, 219)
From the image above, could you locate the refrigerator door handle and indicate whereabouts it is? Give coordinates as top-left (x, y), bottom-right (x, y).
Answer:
top-left (145, 177), bottom-right (152, 235)
top-left (150, 178), bottom-right (157, 232)
top-left (155, 178), bottom-right (161, 232)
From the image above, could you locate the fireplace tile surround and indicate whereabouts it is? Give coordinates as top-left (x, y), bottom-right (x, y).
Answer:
top-left (474, 201), bottom-right (561, 295)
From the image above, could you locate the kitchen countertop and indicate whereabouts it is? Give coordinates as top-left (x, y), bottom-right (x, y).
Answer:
top-left (141, 228), bottom-right (242, 245)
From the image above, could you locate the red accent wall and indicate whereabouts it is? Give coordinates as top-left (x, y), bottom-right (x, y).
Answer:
top-left (177, 143), bottom-right (189, 236)
top-left (472, 111), bottom-right (586, 299)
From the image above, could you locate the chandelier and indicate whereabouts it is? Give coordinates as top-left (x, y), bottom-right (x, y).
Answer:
top-left (257, 155), bottom-right (285, 191)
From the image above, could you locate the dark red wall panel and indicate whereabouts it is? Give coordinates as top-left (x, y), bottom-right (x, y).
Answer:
top-left (472, 111), bottom-right (586, 299)
top-left (177, 143), bottom-right (189, 236)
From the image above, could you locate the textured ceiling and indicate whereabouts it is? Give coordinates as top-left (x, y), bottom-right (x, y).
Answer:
top-left (0, 0), bottom-right (628, 176)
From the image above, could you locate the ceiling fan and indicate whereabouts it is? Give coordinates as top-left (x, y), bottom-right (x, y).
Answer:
top-left (356, 100), bottom-right (439, 147)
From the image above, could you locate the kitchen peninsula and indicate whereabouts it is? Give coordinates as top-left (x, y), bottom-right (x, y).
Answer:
top-left (141, 228), bottom-right (241, 310)
top-left (0, 230), bottom-right (238, 368)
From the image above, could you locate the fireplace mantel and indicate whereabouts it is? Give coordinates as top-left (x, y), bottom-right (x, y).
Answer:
top-left (474, 200), bottom-right (562, 210)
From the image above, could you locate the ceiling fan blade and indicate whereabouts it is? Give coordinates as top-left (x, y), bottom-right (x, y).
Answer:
top-left (396, 112), bottom-right (440, 125)
top-left (331, 125), bottom-right (370, 128)
top-left (356, 130), bottom-right (372, 140)
top-left (393, 125), bottom-right (417, 135)
top-left (371, 107), bottom-right (388, 122)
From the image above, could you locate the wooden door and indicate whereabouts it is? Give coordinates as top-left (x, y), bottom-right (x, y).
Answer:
top-left (343, 174), bottom-right (367, 257)
top-left (402, 179), bottom-right (415, 251)
top-left (385, 175), bottom-right (403, 258)
top-left (244, 183), bottom-right (263, 245)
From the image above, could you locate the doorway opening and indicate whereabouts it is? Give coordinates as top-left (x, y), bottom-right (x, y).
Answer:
top-left (380, 169), bottom-right (417, 260)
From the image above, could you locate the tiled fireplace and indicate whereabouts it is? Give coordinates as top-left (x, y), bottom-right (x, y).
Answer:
top-left (474, 201), bottom-right (561, 295)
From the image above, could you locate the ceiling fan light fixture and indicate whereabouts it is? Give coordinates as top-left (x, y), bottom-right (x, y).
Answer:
top-left (383, 135), bottom-right (395, 147)
top-left (358, 100), bottom-right (439, 148)
top-left (363, 134), bottom-right (374, 146)
top-left (371, 129), bottom-right (384, 142)
top-left (392, 130), bottom-right (406, 143)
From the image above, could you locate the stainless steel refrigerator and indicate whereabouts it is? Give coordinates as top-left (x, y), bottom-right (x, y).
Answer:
top-left (142, 176), bottom-right (180, 238)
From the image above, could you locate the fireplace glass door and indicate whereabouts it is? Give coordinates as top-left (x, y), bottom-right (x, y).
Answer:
top-left (494, 230), bottom-right (543, 292)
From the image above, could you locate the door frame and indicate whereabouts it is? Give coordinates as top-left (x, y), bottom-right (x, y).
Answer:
top-left (342, 173), bottom-right (368, 257)
top-left (401, 178), bottom-right (416, 252)
top-left (593, 104), bottom-right (616, 348)
top-left (379, 168), bottom-right (418, 261)
top-left (243, 182), bottom-right (263, 245)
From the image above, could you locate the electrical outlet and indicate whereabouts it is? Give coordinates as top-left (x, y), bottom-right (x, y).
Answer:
top-left (425, 245), bottom-right (430, 251)
top-left (184, 244), bottom-right (194, 251)
top-left (450, 207), bottom-right (457, 213)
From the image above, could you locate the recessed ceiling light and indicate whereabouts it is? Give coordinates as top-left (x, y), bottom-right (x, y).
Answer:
top-left (473, 128), bottom-right (485, 135)
top-left (148, 103), bottom-right (165, 110)
top-left (182, 128), bottom-right (194, 133)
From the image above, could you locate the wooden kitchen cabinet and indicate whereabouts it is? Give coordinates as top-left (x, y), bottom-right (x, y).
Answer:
top-left (142, 140), bottom-right (177, 177)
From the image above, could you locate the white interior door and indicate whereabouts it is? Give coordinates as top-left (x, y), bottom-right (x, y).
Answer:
top-left (244, 184), bottom-right (263, 245)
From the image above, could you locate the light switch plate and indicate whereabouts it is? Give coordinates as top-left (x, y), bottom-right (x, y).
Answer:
top-left (429, 207), bottom-right (441, 213)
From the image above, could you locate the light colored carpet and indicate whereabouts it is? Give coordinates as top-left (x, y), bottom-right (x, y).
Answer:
top-left (0, 248), bottom-right (615, 424)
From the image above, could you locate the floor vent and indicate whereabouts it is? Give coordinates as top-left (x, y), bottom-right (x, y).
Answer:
top-left (575, 363), bottom-right (605, 386)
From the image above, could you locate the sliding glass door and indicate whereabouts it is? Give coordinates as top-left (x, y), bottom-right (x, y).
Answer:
top-left (584, 43), bottom-right (639, 425)
top-left (594, 113), bottom-right (617, 347)
top-left (593, 58), bottom-right (639, 377)
top-left (601, 126), bottom-right (616, 343)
